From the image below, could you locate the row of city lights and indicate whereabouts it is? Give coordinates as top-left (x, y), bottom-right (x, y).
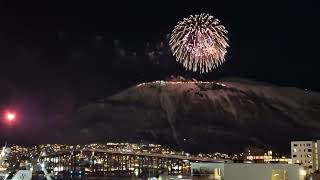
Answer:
top-left (136, 80), bottom-right (227, 87)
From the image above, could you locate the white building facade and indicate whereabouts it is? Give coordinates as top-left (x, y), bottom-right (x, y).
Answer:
top-left (291, 140), bottom-right (319, 173)
top-left (191, 162), bottom-right (306, 180)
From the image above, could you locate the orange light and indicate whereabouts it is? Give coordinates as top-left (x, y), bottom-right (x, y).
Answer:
top-left (7, 113), bottom-right (15, 121)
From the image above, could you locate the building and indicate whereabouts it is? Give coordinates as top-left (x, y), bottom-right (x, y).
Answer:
top-left (291, 140), bottom-right (319, 173)
top-left (191, 162), bottom-right (306, 180)
top-left (243, 148), bottom-right (291, 164)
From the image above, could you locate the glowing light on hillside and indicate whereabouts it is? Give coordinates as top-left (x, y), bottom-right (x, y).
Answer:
top-left (136, 80), bottom-right (227, 88)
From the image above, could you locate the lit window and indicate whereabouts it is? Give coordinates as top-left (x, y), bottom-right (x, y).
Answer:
top-left (293, 149), bottom-right (297, 152)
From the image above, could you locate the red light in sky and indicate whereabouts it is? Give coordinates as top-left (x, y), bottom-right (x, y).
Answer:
top-left (6, 113), bottom-right (15, 121)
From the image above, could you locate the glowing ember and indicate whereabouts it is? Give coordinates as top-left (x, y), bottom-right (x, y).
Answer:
top-left (6, 113), bottom-right (15, 121)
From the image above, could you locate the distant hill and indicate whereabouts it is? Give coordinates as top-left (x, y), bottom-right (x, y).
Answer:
top-left (73, 77), bottom-right (320, 153)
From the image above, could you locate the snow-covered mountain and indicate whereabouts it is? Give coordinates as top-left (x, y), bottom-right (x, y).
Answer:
top-left (75, 77), bottom-right (320, 153)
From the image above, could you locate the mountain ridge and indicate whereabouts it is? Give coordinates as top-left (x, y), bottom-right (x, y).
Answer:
top-left (74, 77), bottom-right (320, 153)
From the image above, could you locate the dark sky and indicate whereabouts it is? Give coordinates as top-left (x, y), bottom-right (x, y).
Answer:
top-left (0, 0), bottom-right (319, 144)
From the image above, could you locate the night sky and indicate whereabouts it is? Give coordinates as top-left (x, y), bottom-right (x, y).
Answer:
top-left (0, 1), bottom-right (319, 144)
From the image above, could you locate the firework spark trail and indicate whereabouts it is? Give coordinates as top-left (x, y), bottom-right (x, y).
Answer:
top-left (170, 13), bottom-right (229, 73)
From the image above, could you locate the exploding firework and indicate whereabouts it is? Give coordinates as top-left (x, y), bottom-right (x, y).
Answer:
top-left (169, 13), bottom-right (229, 73)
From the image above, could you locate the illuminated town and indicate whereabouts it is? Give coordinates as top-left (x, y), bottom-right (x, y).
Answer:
top-left (0, 142), bottom-right (297, 179)
top-left (0, 143), bottom-right (225, 178)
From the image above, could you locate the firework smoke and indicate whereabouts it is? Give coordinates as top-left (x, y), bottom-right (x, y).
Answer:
top-left (169, 13), bottom-right (229, 73)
